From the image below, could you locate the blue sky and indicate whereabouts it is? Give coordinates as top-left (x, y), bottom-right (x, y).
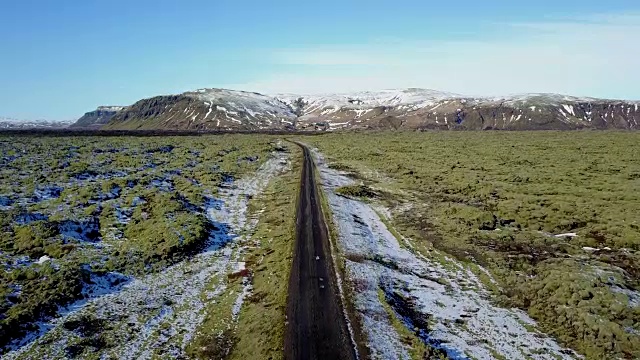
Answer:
top-left (1, 0), bottom-right (639, 120)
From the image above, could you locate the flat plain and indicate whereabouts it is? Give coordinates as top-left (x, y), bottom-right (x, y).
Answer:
top-left (1, 131), bottom-right (638, 359)
top-left (0, 134), bottom-right (294, 358)
top-left (302, 131), bottom-right (640, 359)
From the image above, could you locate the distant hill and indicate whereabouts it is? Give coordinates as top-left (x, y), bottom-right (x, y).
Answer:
top-left (70, 106), bottom-right (126, 128)
top-left (0, 116), bottom-right (74, 130)
top-left (72, 88), bottom-right (640, 131)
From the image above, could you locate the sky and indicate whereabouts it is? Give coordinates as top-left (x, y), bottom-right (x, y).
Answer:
top-left (1, 0), bottom-right (639, 120)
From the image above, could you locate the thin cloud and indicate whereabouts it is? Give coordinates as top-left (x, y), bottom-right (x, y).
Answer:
top-left (273, 50), bottom-right (385, 66)
top-left (227, 13), bottom-right (640, 100)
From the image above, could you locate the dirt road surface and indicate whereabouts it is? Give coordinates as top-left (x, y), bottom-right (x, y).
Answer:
top-left (284, 144), bottom-right (357, 360)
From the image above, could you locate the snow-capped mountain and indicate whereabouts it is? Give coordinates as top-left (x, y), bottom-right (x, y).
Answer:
top-left (0, 117), bottom-right (74, 129)
top-left (277, 90), bottom-right (640, 131)
top-left (102, 89), bottom-right (298, 131)
top-left (73, 88), bottom-right (640, 131)
top-left (276, 88), bottom-right (461, 113)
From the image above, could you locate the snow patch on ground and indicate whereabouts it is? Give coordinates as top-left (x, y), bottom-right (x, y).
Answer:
top-left (15, 212), bottom-right (48, 225)
top-left (33, 186), bottom-right (63, 201)
top-left (58, 219), bottom-right (101, 242)
top-left (311, 148), bottom-right (579, 360)
top-left (0, 195), bottom-right (13, 209)
top-left (555, 232), bottom-right (578, 238)
top-left (3, 149), bottom-right (290, 360)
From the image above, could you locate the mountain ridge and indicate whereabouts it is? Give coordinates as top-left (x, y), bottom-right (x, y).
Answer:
top-left (72, 88), bottom-right (640, 131)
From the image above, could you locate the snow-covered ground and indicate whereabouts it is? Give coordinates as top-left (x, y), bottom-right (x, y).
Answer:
top-left (3, 149), bottom-right (290, 360)
top-left (311, 148), bottom-right (580, 360)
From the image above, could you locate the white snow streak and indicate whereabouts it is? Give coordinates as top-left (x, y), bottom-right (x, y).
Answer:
top-left (562, 104), bottom-right (576, 116)
top-left (311, 149), bottom-right (579, 360)
top-left (4, 150), bottom-right (290, 360)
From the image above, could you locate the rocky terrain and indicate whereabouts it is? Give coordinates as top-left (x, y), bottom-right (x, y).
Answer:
top-left (72, 88), bottom-right (640, 131)
top-left (0, 135), bottom-right (290, 358)
top-left (3, 147), bottom-right (290, 359)
top-left (310, 147), bottom-right (580, 359)
top-left (303, 132), bottom-right (640, 359)
top-left (69, 106), bottom-right (126, 129)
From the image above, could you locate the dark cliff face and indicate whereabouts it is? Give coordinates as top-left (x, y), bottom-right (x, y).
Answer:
top-left (71, 107), bottom-right (124, 128)
top-left (105, 96), bottom-right (197, 129)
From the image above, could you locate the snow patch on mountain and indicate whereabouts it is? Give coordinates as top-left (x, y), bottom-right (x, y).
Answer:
top-left (277, 88), bottom-right (462, 115)
top-left (74, 87), bottom-right (640, 131)
top-left (188, 88), bottom-right (296, 121)
top-left (96, 106), bottom-right (125, 112)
